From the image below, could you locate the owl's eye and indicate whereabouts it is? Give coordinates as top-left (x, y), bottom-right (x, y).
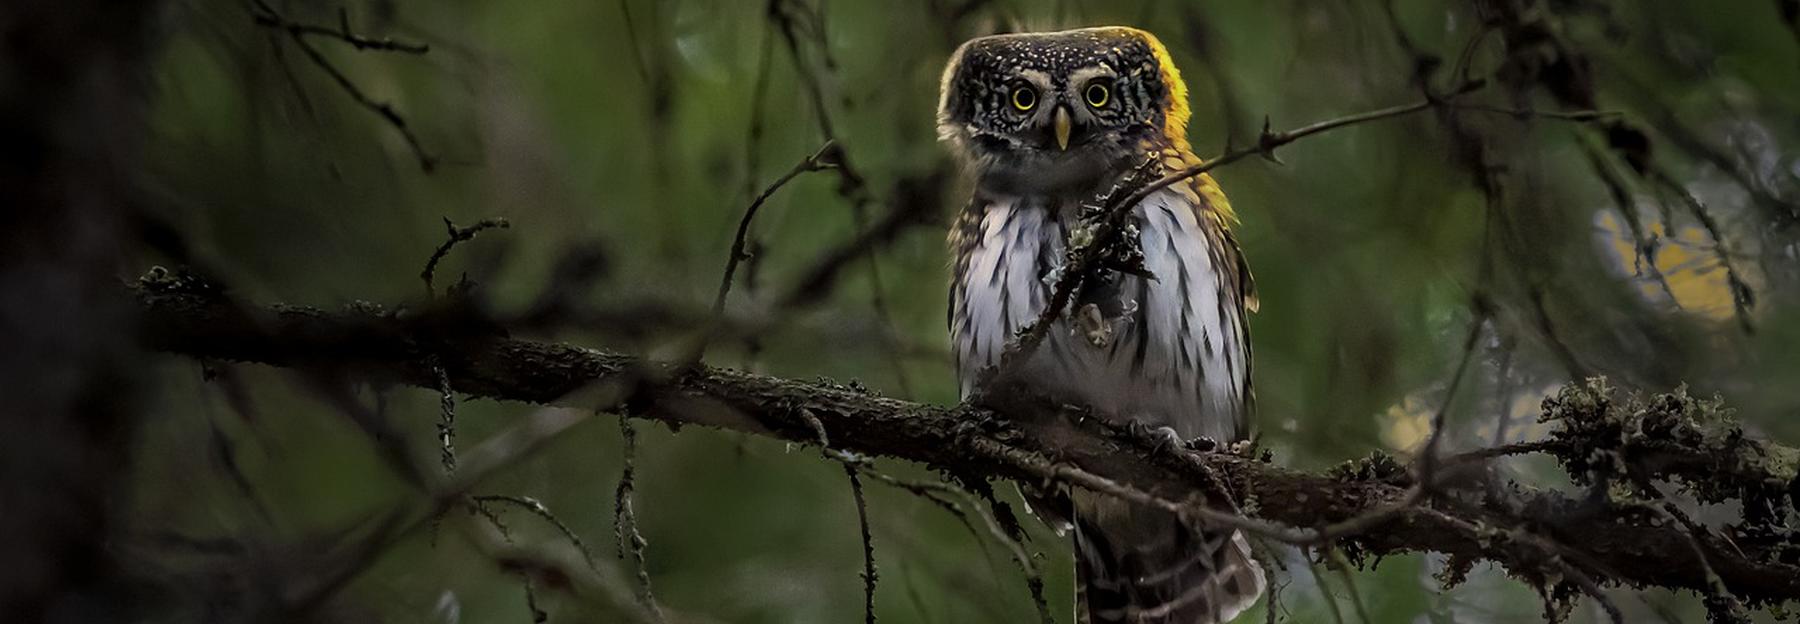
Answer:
top-left (1084, 81), bottom-right (1111, 108)
top-left (1010, 86), bottom-right (1037, 111)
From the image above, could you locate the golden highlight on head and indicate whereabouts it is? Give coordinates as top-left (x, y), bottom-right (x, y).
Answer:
top-left (1124, 27), bottom-right (1192, 151)
top-left (937, 26), bottom-right (1195, 153)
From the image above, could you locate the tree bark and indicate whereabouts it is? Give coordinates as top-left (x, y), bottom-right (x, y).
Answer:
top-left (0, 1), bottom-right (163, 619)
top-left (130, 283), bottom-right (1800, 610)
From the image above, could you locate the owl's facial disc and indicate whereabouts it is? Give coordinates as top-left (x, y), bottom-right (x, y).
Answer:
top-left (938, 27), bottom-right (1186, 194)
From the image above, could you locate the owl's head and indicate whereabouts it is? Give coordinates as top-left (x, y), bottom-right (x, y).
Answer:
top-left (938, 26), bottom-right (1190, 194)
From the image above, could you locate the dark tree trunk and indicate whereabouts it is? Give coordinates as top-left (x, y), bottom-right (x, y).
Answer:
top-left (0, 1), bottom-right (162, 620)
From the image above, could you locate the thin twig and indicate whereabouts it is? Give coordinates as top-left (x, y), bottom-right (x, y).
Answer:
top-left (772, 199), bottom-right (926, 311)
top-left (1418, 313), bottom-right (1488, 477)
top-left (429, 354), bottom-right (456, 474)
top-left (1301, 546), bottom-right (1348, 624)
top-left (769, 2), bottom-right (914, 395)
top-left (1440, 439), bottom-right (1563, 469)
top-left (616, 0), bottom-right (656, 87)
top-left (421, 217), bottom-right (510, 296)
top-left (1418, 506), bottom-right (1626, 624)
top-left (1577, 137), bottom-right (1680, 308)
top-left (468, 498), bottom-right (550, 623)
top-left (995, 81), bottom-right (1489, 379)
top-left (711, 142), bottom-right (839, 317)
top-left (472, 494), bottom-right (600, 572)
top-left (1297, 313), bottom-right (1487, 546)
top-left (252, 0), bottom-right (439, 172)
top-left (1324, 545), bottom-right (1373, 624)
top-left (1646, 167), bottom-right (1756, 333)
top-left (1490, 338), bottom-right (1516, 447)
top-left (796, 408), bottom-right (1051, 624)
top-left (854, 470), bottom-right (1050, 623)
top-left (1649, 503), bottom-right (1749, 621)
top-left (1448, 103), bottom-right (1622, 122)
top-left (795, 409), bottom-right (888, 623)
top-left (283, 406), bottom-right (594, 614)
top-left (845, 464), bottom-right (878, 624)
top-left (734, 23), bottom-right (780, 366)
top-left (251, 5), bottom-right (431, 54)
top-left (611, 417), bottom-right (664, 622)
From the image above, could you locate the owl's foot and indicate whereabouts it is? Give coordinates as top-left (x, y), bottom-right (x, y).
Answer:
top-left (1076, 303), bottom-right (1112, 348)
top-left (1126, 421), bottom-right (1221, 457)
top-left (1184, 435), bottom-right (1220, 453)
top-left (1125, 421), bottom-right (1186, 454)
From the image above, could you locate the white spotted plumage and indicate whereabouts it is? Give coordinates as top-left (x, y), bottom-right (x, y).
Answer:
top-left (949, 185), bottom-right (1250, 443)
top-left (940, 26), bottom-right (1264, 624)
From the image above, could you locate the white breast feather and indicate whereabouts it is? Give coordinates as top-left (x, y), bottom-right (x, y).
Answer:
top-left (953, 189), bottom-right (1246, 441)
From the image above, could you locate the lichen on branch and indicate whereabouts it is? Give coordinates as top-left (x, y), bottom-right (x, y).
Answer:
top-left (128, 275), bottom-right (1800, 619)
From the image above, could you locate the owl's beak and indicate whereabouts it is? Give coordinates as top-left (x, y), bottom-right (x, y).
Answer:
top-left (1053, 106), bottom-right (1072, 151)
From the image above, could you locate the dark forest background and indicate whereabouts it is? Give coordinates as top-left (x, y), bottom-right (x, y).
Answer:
top-left (14, 0), bottom-right (1800, 622)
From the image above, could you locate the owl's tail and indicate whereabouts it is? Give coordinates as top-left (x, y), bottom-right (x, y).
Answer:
top-left (1074, 510), bottom-right (1265, 624)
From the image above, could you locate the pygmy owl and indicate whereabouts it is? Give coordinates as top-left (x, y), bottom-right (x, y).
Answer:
top-left (939, 27), bottom-right (1264, 623)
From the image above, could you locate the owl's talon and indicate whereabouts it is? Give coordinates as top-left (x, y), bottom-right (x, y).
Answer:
top-left (1125, 423), bottom-right (1187, 455)
top-left (1077, 303), bottom-right (1112, 348)
top-left (1184, 436), bottom-right (1220, 453)
top-left (1149, 426), bottom-right (1185, 453)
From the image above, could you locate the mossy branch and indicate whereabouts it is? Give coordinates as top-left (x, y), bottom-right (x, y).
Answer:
top-left (129, 279), bottom-right (1800, 617)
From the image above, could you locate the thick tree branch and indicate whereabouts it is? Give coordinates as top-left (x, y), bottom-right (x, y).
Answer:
top-left (130, 281), bottom-right (1800, 612)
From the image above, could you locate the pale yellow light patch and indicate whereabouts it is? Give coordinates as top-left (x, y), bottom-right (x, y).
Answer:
top-left (1380, 393), bottom-right (1434, 452)
top-left (1470, 383), bottom-right (1560, 445)
top-left (1382, 383), bottom-right (1560, 454)
top-left (1595, 210), bottom-right (1756, 323)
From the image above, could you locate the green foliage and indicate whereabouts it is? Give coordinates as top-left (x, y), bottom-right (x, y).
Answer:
top-left (134, 0), bottom-right (1800, 622)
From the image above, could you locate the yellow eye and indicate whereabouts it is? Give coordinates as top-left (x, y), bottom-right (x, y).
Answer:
top-left (1011, 86), bottom-right (1037, 111)
top-left (1085, 82), bottom-right (1110, 108)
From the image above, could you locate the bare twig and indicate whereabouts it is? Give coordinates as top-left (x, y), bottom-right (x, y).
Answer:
top-left (794, 408), bottom-right (1051, 623)
top-left (859, 470), bottom-right (1053, 624)
top-left (1324, 546), bottom-right (1373, 624)
top-left (1440, 439), bottom-right (1564, 469)
top-left (251, 0), bottom-right (439, 172)
top-left (1300, 546), bottom-right (1349, 624)
top-left (616, 0), bottom-right (656, 87)
top-left (472, 494), bottom-right (600, 572)
top-left (792, 411), bottom-right (882, 624)
top-left (772, 199), bottom-right (928, 311)
top-left (251, 5), bottom-right (431, 54)
top-left (429, 354), bottom-right (457, 474)
top-left (1650, 503), bottom-right (1750, 622)
top-left (421, 217), bottom-right (510, 296)
top-left (467, 497), bottom-right (550, 623)
top-left (1448, 103), bottom-right (1622, 122)
top-left (733, 23), bottom-right (781, 365)
top-left (994, 81), bottom-right (1489, 379)
top-left (282, 406), bottom-right (594, 614)
top-left (1577, 137), bottom-right (1681, 307)
top-left (1419, 313), bottom-right (1488, 477)
top-left (1645, 167), bottom-right (1757, 333)
top-left (1490, 337), bottom-right (1516, 447)
top-left (768, 1), bottom-right (914, 394)
top-left (611, 417), bottom-right (664, 622)
top-left (711, 141), bottom-right (839, 317)
top-left (845, 464), bottom-right (878, 624)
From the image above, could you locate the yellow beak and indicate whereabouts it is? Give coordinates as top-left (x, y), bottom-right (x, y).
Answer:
top-left (1053, 107), bottom-right (1072, 151)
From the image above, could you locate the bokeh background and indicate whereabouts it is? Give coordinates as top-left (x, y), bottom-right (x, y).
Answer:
top-left (132, 0), bottom-right (1800, 622)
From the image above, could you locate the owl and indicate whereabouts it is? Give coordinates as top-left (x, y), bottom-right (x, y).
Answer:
top-left (939, 27), bottom-right (1264, 623)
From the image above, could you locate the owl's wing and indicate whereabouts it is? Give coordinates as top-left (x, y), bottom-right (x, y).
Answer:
top-left (948, 193), bottom-right (1059, 399)
top-left (1112, 162), bottom-right (1254, 442)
